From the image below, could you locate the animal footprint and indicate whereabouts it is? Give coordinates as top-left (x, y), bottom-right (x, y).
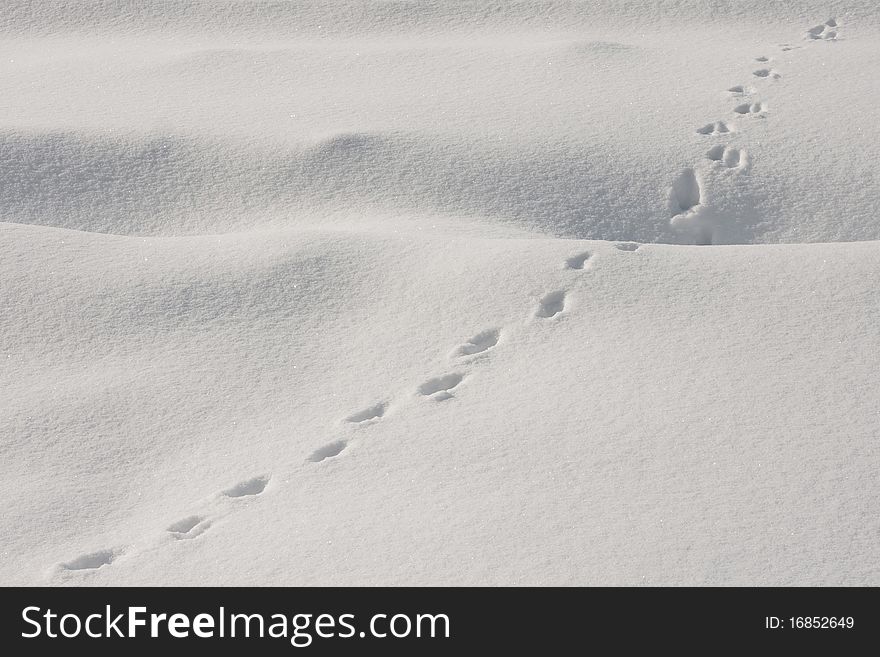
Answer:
top-left (733, 101), bottom-right (767, 116)
top-left (727, 85), bottom-right (751, 95)
top-left (807, 19), bottom-right (838, 40)
top-left (308, 440), bottom-right (348, 462)
top-left (452, 329), bottom-right (500, 358)
top-left (706, 145), bottom-right (745, 169)
top-left (345, 402), bottom-right (387, 424)
top-left (670, 168), bottom-right (702, 216)
top-left (755, 56), bottom-right (769, 62)
top-left (669, 170), bottom-right (715, 244)
top-left (696, 121), bottom-right (732, 135)
top-left (753, 68), bottom-right (781, 79)
top-left (223, 475), bottom-right (269, 498)
top-left (167, 515), bottom-right (211, 540)
top-left (60, 549), bottom-right (117, 571)
top-left (418, 373), bottom-right (464, 401)
top-left (614, 242), bottom-right (640, 251)
top-left (536, 291), bottom-right (567, 318)
top-left (564, 252), bottom-right (592, 270)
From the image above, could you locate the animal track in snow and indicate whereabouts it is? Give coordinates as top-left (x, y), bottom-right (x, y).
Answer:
top-left (706, 145), bottom-right (745, 169)
top-left (807, 19), bottom-right (838, 40)
top-left (345, 402), bottom-right (387, 424)
top-left (733, 101), bottom-right (767, 116)
top-left (308, 440), bottom-right (348, 462)
top-left (727, 85), bottom-right (749, 95)
top-left (418, 373), bottom-right (464, 400)
top-left (779, 43), bottom-right (801, 52)
top-left (61, 549), bottom-right (116, 571)
top-left (452, 329), bottom-right (500, 358)
top-left (670, 168), bottom-right (702, 216)
top-left (167, 515), bottom-right (211, 539)
top-left (564, 252), bottom-right (592, 269)
top-left (755, 56), bottom-right (770, 62)
top-left (696, 121), bottom-right (731, 135)
top-left (536, 291), bottom-right (567, 318)
top-left (222, 475), bottom-right (269, 498)
top-left (753, 68), bottom-right (781, 79)
top-left (614, 242), bottom-right (640, 251)
top-left (669, 169), bottom-right (715, 245)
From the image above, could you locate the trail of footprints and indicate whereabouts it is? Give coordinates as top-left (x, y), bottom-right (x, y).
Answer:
top-left (61, 17), bottom-right (844, 575)
top-left (282, 241), bottom-right (633, 464)
top-left (307, 261), bottom-right (580, 460)
top-left (58, 474), bottom-right (270, 573)
top-left (672, 17), bottom-right (840, 244)
top-left (55, 242), bottom-right (647, 575)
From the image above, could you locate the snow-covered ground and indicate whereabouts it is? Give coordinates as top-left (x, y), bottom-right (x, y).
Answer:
top-left (1, 1), bottom-right (878, 585)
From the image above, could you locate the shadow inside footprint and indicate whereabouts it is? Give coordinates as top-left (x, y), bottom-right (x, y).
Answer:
top-left (615, 242), bottom-right (640, 251)
top-left (565, 252), bottom-right (592, 269)
top-left (734, 102), bottom-right (766, 115)
top-left (536, 291), bottom-right (566, 318)
top-left (454, 329), bottom-right (500, 357)
top-left (61, 549), bottom-right (116, 571)
top-left (707, 144), bottom-right (725, 161)
top-left (167, 515), bottom-right (211, 539)
top-left (223, 475), bottom-right (269, 498)
top-left (308, 440), bottom-right (347, 462)
top-left (707, 145), bottom-right (743, 168)
top-left (696, 121), bottom-right (730, 135)
top-left (418, 373), bottom-right (464, 400)
top-left (345, 402), bottom-right (387, 424)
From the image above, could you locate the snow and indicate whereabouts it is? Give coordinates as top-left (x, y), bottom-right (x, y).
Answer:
top-left (1, 1), bottom-right (878, 585)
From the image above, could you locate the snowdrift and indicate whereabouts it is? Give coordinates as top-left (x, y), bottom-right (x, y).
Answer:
top-left (1, 1), bottom-right (878, 585)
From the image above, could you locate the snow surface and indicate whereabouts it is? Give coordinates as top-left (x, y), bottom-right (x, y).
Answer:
top-left (1, 1), bottom-right (879, 585)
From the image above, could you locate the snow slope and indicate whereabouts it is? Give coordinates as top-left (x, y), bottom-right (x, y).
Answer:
top-left (1, 1), bottom-right (878, 585)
